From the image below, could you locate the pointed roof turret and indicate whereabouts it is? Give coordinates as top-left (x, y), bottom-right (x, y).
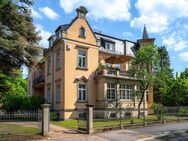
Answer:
top-left (137, 24), bottom-right (155, 49)
top-left (142, 25), bottom-right (149, 39)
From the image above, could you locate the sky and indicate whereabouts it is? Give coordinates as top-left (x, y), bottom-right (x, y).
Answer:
top-left (31, 0), bottom-right (188, 74)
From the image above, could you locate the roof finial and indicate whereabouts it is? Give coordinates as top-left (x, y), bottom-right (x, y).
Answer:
top-left (142, 24), bottom-right (149, 39)
top-left (76, 6), bottom-right (88, 19)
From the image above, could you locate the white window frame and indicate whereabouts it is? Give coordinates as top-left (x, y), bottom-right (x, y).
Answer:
top-left (78, 49), bottom-right (87, 68)
top-left (105, 42), bottom-right (115, 51)
top-left (78, 83), bottom-right (87, 101)
top-left (56, 49), bottom-right (61, 69)
top-left (119, 84), bottom-right (133, 100)
top-left (107, 83), bottom-right (116, 100)
top-left (56, 83), bottom-right (61, 103)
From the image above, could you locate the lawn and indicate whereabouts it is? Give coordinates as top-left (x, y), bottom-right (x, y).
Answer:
top-left (52, 114), bottom-right (188, 130)
top-left (0, 124), bottom-right (42, 140)
top-left (52, 115), bottom-right (167, 130)
top-left (53, 120), bottom-right (78, 129)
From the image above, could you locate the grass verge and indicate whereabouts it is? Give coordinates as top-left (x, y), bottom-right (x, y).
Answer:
top-left (0, 124), bottom-right (42, 141)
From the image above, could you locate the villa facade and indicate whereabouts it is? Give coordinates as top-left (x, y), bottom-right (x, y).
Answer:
top-left (28, 6), bottom-right (155, 120)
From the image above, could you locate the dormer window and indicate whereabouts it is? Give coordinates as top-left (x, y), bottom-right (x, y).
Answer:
top-left (49, 39), bottom-right (52, 47)
top-left (56, 29), bottom-right (62, 40)
top-left (105, 42), bottom-right (115, 51)
top-left (79, 27), bottom-right (85, 38)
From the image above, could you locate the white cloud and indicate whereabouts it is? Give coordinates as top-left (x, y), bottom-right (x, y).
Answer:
top-left (183, 25), bottom-right (188, 30)
top-left (123, 31), bottom-right (134, 39)
top-left (39, 7), bottom-right (60, 20)
top-left (35, 24), bottom-right (51, 48)
top-left (131, 0), bottom-right (188, 33)
top-left (59, 0), bottom-right (131, 21)
top-left (179, 52), bottom-right (188, 62)
top-left (31, 8), bottom-right (43, 19)
top-left (162, 31), bottom-right (188, 52)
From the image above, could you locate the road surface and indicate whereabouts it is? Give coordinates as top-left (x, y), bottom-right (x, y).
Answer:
top-left (48, 122), bottom-right (188, 141)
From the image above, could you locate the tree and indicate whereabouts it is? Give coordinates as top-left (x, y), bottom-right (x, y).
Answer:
top-left (0, 0), bottom-right (40, 75)
top-left (160, 69), bottom-right (188, 108)
top-left (154, 46), bottom-right (173, 104)
top-left (128, 44), bottom-right (160, 118)
top-left (0, 70), bottom-right (27, 98)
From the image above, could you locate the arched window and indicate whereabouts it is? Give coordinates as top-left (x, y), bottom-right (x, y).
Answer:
top-left (79, 27), bottom-right (85, 37)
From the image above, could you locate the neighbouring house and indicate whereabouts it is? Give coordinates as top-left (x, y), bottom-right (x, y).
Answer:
top-left (28, 47), bottom-right (45, 97)
top-left (28, 6), bottom-right (155, 120)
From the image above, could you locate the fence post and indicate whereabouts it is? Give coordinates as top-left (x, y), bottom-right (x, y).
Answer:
top-left (178, 112), bottom-right (180, 122)
top-left (41, 104), bottom-right (50, 136)
top-left (86, 104), bottom-right (94, 134)
top-left (162, 113), bottom-right (166, 124)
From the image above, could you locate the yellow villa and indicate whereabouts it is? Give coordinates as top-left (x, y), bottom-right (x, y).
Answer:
top-left (28, 6), bottom-right (155, 120)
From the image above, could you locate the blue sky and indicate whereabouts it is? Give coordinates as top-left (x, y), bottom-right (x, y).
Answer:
top-left (31, 0), bottom-right (188, 74)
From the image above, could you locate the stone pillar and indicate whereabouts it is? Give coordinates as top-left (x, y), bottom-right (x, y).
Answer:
top-left (104, 69), bottom-right (107, 75)
top-left (116, 70), bottom-right (119, 77)
top-left (41, 104), bottom-right (50, 136)
top-left (86, 104), bottom-right (94, 134)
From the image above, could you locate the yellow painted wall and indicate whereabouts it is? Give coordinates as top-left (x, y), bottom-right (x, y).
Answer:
top-left (63, 17), bottom-right (99, 119)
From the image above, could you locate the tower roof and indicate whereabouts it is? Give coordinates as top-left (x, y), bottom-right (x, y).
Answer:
top-left (142, 25), bottom-right (149, 39)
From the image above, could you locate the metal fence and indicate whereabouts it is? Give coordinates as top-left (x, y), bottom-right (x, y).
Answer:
top-left (0, 110), bottom-right (42, 133)
top-left (91, 107), bottom-right (188, 132)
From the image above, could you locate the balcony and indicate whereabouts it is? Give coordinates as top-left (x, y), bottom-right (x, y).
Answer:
top-left (33, 75), bottom-right (45, 88)
top-left (95, 68), bottom-right (135, 80)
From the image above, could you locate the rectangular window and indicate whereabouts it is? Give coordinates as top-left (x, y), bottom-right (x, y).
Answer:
top-left (105, 42), bottom-right (115, 51)
top-left (56, 84), bottom-right (61, 103)
top-left (119, 85), bottom-right (133, 100)
top-left (78, 49), bottom-right (87, 68)
top-left (47, 57), bottom-right (51, 75)
top-left (56, 49), bottom-right (61, 69)
top-left (79, 27), bottom-right (85, 37)
top-left (47, 85), bottom-right (51, 103)
top-left (78, 83), bottom-right (87, 101)
top-left (107, 83), bottom-right (116, 100)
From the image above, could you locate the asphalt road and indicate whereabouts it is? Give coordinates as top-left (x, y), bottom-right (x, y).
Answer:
top-left (97, 122), bottom-right (188, 141)
top-left (49, 122), bottom-right (188, 141)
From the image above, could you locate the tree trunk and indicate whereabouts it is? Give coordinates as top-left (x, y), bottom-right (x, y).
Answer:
top-left (137, 85), bottom-right (149, 119)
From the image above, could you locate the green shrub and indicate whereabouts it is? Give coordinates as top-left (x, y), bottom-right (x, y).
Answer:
top-left (50, 112), bottom-right (58, 121)
top-left (179, 107), bottom-right (188, 114)
top-left (2, 95), bottom-right (45, 112)
top-left (154, 103), bottom-right (159, 114)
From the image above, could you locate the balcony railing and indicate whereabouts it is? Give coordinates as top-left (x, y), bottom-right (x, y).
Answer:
top-left (33, 75), bottom-right (45, 87)
top-left (96, 68), bottom-right (133, 78)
